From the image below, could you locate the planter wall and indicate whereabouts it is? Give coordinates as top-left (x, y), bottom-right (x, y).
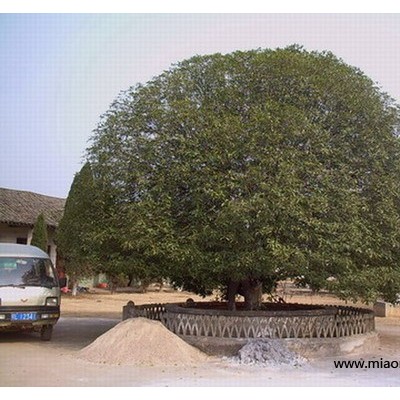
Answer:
top-left (123, 301), bottom-right (375, 340)
top-left (122, 301), bottom-right (377, 356)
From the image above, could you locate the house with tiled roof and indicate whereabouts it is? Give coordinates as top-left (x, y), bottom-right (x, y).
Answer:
top-left (0, 187), bottom-right (65, 267)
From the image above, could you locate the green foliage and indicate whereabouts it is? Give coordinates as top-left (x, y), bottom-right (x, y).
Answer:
top-left (56, 163), bottom-right (99, 281)
top-left (59, 164), bottom-right (164, 287)
top-left (87, 46), bottom-right (400, 303)
top-left (31, 213), bottom-right (48, 252)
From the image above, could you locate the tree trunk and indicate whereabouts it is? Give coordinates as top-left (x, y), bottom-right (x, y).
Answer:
top-left (227, 280), bottom-right (240, 311)
top-left (239, 279), bottom-right (263, 310)
top-left (109, 277), bottom-right (118, 294)
top-left (227, 279), bottom-right (263, 311)
top-left (71, 279), bottom-right (79, 297)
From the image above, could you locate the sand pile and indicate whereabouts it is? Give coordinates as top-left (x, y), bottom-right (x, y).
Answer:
top-left (76, 317), bottom-right (209, 366)
top-left (232, 339), bottom-right (307, 367)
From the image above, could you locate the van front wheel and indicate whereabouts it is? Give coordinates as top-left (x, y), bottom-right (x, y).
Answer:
top-left (40, 325), bottom-right (53, 341)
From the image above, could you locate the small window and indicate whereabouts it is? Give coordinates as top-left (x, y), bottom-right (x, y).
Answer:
top-left (16, 237), bottom-right (27, 245)
top-left (47, 245), bottom-right (51, 256)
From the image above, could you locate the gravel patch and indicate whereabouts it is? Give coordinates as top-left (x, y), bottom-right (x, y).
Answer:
top-left (231, 339), bottom-right (308, 367)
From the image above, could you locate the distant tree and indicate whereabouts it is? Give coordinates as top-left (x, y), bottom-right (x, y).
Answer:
top-left (56, 163), bottom-right (98, 295)
top-left (84, 179), bottom-right (165, 294)
top-left (88, 46), bottom-right (400, 308)
top-left (31, 213), bottom-right (48, 252)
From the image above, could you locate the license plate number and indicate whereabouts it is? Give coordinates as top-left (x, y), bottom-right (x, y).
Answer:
top-left (11, 312), bottom-right (37, 321)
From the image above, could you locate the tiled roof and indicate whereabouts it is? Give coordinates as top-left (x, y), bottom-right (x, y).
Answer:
top-left (0, 187), bottom-right (65, 228)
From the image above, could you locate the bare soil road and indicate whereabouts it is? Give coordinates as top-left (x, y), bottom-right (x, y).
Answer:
top-left (1, 290), bottom-right (400, 387)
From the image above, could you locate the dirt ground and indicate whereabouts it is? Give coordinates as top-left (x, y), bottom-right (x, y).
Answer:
top-left (59, 288), bottom-right (217, 318)
top-left (59, 286), bottom-right (374, 318)
top-left (2, 289), bottom-right (400, 389)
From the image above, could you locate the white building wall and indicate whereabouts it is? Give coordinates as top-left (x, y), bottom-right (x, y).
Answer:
top-left (0, 223), bottom-right (32, 243)
top-left (0, 223), bottom-right (58, 267)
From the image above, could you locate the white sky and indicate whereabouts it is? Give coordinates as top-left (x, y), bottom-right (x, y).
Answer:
top-left (1, 9), bottom-right (400, 198)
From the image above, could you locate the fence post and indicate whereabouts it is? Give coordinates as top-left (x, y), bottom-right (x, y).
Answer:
top-left (122, 301), bottom-right (137, 320)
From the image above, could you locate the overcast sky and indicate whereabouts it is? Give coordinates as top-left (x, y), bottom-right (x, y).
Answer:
top-left (1, 13), bottom-right (400, 198)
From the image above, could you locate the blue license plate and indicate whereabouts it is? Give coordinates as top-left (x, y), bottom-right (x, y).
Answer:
top-left (11, 312), bottom-right (37, 321)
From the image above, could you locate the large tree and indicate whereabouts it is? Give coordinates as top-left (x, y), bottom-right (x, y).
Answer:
top-left (58, 164), bottom-right (162, 294)
top-left (88, 46), bottom-right (400, 309)
top-left (56, 163), bottom-right (99, 295)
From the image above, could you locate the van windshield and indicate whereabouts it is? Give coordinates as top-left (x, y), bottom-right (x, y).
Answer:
top-left (0, 257), bottom-right (58, 288)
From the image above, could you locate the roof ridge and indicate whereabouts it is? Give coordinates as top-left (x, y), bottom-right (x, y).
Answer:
top-left (0, 187), bottom-right (65, 201)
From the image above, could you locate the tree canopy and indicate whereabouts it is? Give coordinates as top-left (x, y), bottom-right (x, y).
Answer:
top-left (31, 213), bottom-right (48, 252)
top-left (56, 163), bottom-right (99, 294)
top-left (87, 46), bottom-right (400, 308)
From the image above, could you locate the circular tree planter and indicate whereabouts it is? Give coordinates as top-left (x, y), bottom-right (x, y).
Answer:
top-left (122, 301), bottom-right (377, 357)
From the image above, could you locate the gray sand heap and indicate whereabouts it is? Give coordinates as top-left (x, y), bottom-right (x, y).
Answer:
top-left (76, 317), bottom-right (209, 366)
top-left (233, 339), bottom-right (307, 367)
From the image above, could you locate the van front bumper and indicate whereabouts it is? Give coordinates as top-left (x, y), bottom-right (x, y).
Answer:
top-left (0, 305), bottom-right (60, 330)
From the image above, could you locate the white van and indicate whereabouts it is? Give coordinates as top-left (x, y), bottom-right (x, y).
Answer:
top-left (0, 243), bottom-right (61, 341)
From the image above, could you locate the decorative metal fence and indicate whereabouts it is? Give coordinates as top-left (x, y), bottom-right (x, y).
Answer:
top-left (123, 301), bottom-right (375, 340)
top-left (122, 301), bottom-right (166, 321)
